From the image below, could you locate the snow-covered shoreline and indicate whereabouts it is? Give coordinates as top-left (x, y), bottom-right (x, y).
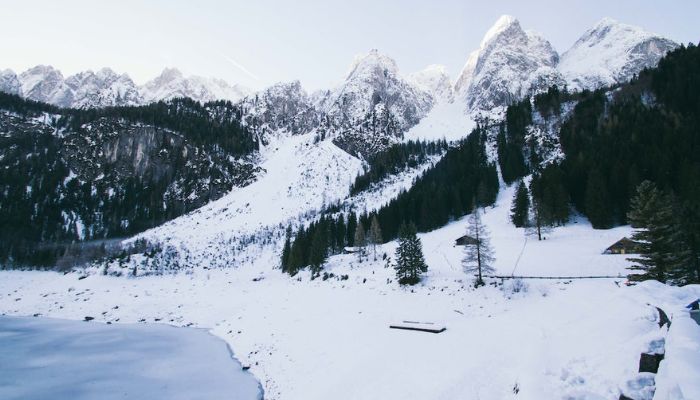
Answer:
top-left (2, 265), bottom-right (698, 400)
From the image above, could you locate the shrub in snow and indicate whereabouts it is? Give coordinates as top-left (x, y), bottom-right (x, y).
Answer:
top-left (502, 279), bottom-right (529, 298)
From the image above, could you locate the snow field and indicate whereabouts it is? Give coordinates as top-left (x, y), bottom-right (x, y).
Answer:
top-left (2, 179), bottom-right (698, 400)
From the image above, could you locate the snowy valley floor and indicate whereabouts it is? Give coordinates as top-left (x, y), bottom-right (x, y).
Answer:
top-left (1, 186), bottom-right (699, 400)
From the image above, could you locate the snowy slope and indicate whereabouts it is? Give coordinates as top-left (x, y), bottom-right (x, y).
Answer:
top-left (407, 64), bottom-right (454, 103)
top-left (133, 131), bottom-right (363, 267)
top-left (403, 97), bottom-right (475, 143)
top-left (559, 18), bottom-right (679, 91)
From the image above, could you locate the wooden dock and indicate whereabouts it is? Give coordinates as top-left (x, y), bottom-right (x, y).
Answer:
top-left (390, 321), bottom-right (446, 334)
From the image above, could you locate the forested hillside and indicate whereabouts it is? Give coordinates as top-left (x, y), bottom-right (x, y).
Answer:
top-left (283, 44), bottom-right (700, 281)
top-left (0, 93), bottom-right (259, 267)
top-left (282, 127), bottom-right (499, 275)
top-left (499, 43), bottom-right (700, 283)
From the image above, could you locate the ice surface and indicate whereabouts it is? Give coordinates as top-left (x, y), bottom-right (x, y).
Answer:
top-left (0, 316), bottom-right (262, 400)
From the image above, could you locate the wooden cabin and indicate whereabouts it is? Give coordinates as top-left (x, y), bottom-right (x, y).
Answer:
top-left (455, 235), bottom-right (479, 246)
top-left (603, 237), bottom-right (641, 255)
top-left (343, 246), bottom-right (360, 254)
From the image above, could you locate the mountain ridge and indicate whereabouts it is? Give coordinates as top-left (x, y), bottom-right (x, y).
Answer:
top-left (3, 65), bottom-right (252, 109)
top-left (454, 15), bottom-right (679, 114)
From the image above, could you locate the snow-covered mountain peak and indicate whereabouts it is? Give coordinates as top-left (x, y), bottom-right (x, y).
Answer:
top-left (62, 67), bottom-right (142, 109)
top-left (344, 49), bottom-right (400, 81)
top-left (19, 65), bottom-right (66, 104)
top-left (147, 68), bottom-right (185, 86)
top-left (309, 49), bottom-right (434, 156)
top-left (455, 15), bottom-right (562, 114)
top-left (593, 17), bottom-right (619, 29)
top-left (408, 64), bottom-right (453, 103)
top-left (239, 80), bottom-right (318, 139)
top-left (480, 14), bottom-right (520, 47)
top-left (559, 18), bottom-right (678, 91)
top-left (319, 49), bottom-right (432, 128)
top-left (141, 68), bottom-right (250, 104)
top-left (0, 69), bottom-right (21, 95)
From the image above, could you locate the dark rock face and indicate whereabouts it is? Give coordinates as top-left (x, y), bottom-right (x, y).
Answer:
top-left (60, 117), bottom-right (259, 210)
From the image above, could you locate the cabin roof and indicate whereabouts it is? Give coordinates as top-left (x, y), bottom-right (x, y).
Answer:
top-left (455, 235), bottom-right (479, 245)
top-left (606, 237), bottom-right (639, 250)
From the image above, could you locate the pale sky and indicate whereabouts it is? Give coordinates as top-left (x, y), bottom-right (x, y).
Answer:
top-left (1, 0), bottom-right (698, 91)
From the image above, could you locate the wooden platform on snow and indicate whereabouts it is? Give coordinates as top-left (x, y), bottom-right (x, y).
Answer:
top-left (389, 321), bottom-right (446, 334)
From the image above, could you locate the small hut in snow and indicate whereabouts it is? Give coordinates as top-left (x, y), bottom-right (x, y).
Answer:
top-left (343, 246), bottom-right (360, 254)
top-left (455, 235), bottom-right (479, 246)
top-left (603, 237), bottom-right (641, 255)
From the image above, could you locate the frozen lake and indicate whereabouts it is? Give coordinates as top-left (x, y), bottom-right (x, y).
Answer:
top-left (0, 316), bottom-right (262, 400)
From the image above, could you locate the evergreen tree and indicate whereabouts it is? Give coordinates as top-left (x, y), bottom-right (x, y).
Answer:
top-left (529, 174), bottom-right (552, 241)
top-left (309, 227), bottom-right (328, 276)
top-left (280, 226), bottom-right (292, 272)
top-left (346, 212), bottom-right (357, 247)
top-left (287, 227), bottom-right (306, 275)
top-left (585, 169), bottom-right (613, 228)
top-left (626, 181), bottom-right (685, 283)
top-left (335, 214), bottom-right (347, 252)
top-left (676, 201), bottom-right (700, 284)
top-left (510, 180), bottom-right (530, 228)
top-left (461, 208), bottom-right (495, 286)
top-left (394, 222), bottom-right (428, 285)
top-left (354, 221), bottom-right (366, 261)
top-left (369, 215), bottom-right (383, 260)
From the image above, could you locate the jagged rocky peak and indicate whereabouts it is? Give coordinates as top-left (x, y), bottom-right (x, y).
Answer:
top-left (318, 48), bottom-right (433, 133)
top-left (19, 65), bottom-right (66, 104)
top-left (344, 48), bottom-right (400, 81)
top-left (559, 17), bottom-right (679, 91)
top-left (141, 67), bottom-right (250, 104)
top-left (239, 80), bottom-right (319, 139)
top-left (313, 49), bottom-right (434, 158)
top-left (455, 15), bottom-right (563, 114)
top-left (408, 64), bottom-right (454, 103)
top-left (144, 67), bottom-right (184, 88)
top-left (0, 69), bottom-right (21, 95)
top-left (62, 67), bottom-right (142, 109)
top-left (11, 65), bottom-right (143, 108)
